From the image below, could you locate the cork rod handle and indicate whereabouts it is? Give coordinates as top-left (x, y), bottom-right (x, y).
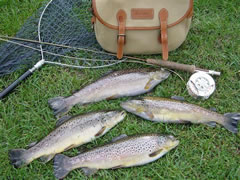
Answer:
top-left (147, 59), bottom-right (196, 73)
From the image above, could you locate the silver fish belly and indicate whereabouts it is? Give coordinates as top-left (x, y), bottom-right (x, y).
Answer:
top-left (121, 97), bottom-right (240, 133)
top-left (48, 69), bottom-right (170, 117)
top-left (53, 134), bottom-right (179, 179)
top-left (9, 111), bottom-right (126, 168)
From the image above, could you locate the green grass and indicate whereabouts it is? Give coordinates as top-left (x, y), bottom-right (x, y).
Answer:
top-left (0, 0), bottom-right (240, 179)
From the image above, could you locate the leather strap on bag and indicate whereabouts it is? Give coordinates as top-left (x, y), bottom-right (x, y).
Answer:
top-left (159, 8), bottom-right (169, 61)
top-left (116, 10), bottom-right (127, 59)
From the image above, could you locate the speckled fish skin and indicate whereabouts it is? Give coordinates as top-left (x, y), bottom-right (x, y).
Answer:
top-left (9, 111), bottom-right (126, 168)
top-left (48, 68), bottom-right (170, 117)
top-left (121, 97), bottom-right (240, 133)
top-left (53, 134), bottom-right (179, 179)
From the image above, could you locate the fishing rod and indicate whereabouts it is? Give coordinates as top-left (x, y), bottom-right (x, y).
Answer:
top-left (0, 35), bottom-right (221, 76)
top-left (0, 36), bottom-right (221, 99)
top-left (0, 0), bottom-right (220, 99)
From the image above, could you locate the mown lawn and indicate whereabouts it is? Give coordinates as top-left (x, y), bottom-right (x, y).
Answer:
top-left (0, 0), bottom-right (240, 179)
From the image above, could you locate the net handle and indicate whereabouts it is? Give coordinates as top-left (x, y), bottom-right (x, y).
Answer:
top-left (0, 0), bottom-right (54, 99)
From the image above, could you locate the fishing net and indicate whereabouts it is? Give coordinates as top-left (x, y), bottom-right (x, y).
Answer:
top-left (0, 0), bottom-right (123, 76)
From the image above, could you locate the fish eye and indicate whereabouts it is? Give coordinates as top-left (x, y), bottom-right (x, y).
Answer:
top-left (168, 135), bottom-right (176, 141)
top-left (121, 111), bottom-right (126, 116)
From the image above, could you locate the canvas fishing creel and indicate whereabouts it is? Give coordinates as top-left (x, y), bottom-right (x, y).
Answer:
top-left (91, 0), bottom-right (193, 60)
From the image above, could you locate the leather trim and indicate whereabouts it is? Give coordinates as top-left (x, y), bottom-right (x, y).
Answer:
top-left (91, 16), bottom-right (96, 24)
top-left (116, 10), bottom-right (127, 59)
top-left (92, 0), bottom-right (193, 30)
top-left (187, 7), bottom-right (194, 18)
top-left (159, 9), bottom-right (169, 60)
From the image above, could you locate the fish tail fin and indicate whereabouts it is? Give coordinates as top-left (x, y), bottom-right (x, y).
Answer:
top-left (223, 113), bottom-right (240, 133)
top-left (9, 149), bottom-right (28, 168)
top-left (54, 154), bottom-right (71, 179)
top-left (48, 97), bottom-right (70, 117)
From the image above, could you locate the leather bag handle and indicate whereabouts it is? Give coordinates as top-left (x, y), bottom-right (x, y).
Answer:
top-left (116, 9), bottom-right (127, 59)
top-left (159, 8), bottom-right (169, 61)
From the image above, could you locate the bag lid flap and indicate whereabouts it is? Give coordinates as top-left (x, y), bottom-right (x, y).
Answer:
top-left (93, 0), bottom-right (193, 30)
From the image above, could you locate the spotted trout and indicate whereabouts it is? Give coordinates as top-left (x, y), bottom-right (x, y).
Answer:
top-left (53, 134), bottom-right (179, 179)
top-left (48, 69), bottom-right (170, 117)
top-left (9, 111), bottom-right (126, 168)
top-left (121, 97), bottom-right (240, 133)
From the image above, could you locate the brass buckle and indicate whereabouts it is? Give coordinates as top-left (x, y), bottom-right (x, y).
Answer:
top-left (117, 34), bottom-right (126, 44)
top-left (117, 34), bottom-right (126, 38)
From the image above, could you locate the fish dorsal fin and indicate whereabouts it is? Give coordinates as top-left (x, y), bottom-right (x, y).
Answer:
top-left (102, 70), bottom-right (114, 77)
top-left (149, 149), bottom-right (163, 157)
top-left (71, 89), bottom-right (80, 94)
top-left (56, 115), bottom-right (72, 127)
top-left (82, 167), bottom-right (98, 176)
top-left (171, 96), bottom-right (185, 101)
top-left (27, 141), bottom-right (38, 149)
top-left (39, 154), bottom-right (55, 163)
top-left (111, 134), bottom-right (128, 142)
top-left (95, 126), bottom-right (107, 137)
top-left (209, 108), bottom-right (217, 112)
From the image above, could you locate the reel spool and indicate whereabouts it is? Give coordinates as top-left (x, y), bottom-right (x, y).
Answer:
top-left (187, 72), bottom-right (216, 100)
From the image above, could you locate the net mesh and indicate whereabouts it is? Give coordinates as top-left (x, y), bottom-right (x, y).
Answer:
top-left (0, 0), bottom-right (121, 76)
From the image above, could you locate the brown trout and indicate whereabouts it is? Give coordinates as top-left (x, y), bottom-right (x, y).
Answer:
top-left (53, 134), bottom-right (179, 179)
top-left (9, 111), bottom-right (126, 168)
top-left (121, 97), bottom-right (240, 133)
top-left (48, 69), bottom-right (170, 117)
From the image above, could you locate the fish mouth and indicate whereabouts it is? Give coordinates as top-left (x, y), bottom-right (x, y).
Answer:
top-left (120, 101), bottom-right (131, 110)
top-left (165, 136), bottom-right (179, 150)
top-left (173, 140), bottom-right (180, 147)
top-left (154, 69), bottom-right (171, 81)
top-left (167, 140), bottom-right (179, 150)
top-left (120, 101), bottom-right (139, 112)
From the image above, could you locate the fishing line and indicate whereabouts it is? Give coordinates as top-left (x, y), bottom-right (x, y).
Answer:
top-left (0, 35), bottom-right (146, 62)
top-left (0, 37), bottom-right (154, 68)
top-left (0, 0), bottom-right (220, 99)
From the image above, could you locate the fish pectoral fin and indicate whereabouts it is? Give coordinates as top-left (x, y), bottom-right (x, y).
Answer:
top-left (145, 111), bottom-right (154, 119)
top-left (82, 167), bottom-right (98, 176)
top-left (144, 79), bottom-right (154, 90)
top-left (179, 120), bottom-right (191, 124)
top-left (111, 134), bottom-right (128, 142)
top-left (64, 144), bottom-right (76, 152)
top-left (149, 149), bottom-right (163, 157)
top-left (111, 165), bottom-right (124, 169)
top-left (27, 141), bottom-right (38, 149)
top-left (39, 154), bottom-right (55, 163)
top-left (106, 95), bottom-right (117, 100)
top-left (95, 126), bottom-right (107, 137)
top-left (205, 121), bottom-right (217, 127)
top-left (56, 115), bottom-right (72, 127)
